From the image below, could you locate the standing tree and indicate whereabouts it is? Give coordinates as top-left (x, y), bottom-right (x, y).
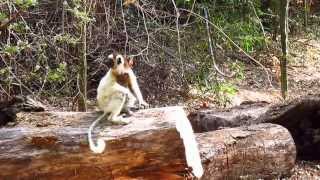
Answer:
top-left (279, 0), bottom-right (290, 99)
top-left (67, 0), bottom-right (93, 111)
top-left (78, 6), bottom-right (88, 112)
top-left (304, 0), bottom-right (309, 28)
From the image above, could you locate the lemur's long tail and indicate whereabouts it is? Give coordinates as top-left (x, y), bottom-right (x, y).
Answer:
top-left (88, 112), bottom-right (107, 153)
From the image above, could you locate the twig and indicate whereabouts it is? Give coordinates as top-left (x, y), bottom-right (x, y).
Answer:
top-left (76, 73), bottom-right (86, 110)
top-left (0, 54), bottom-right (35, 96)
top-left (130, 3), bottom-right (150, 58)
top-left (170, 0), bottom-right (185, 79)
top-left (103, 2), bottom-right (111, 39)
top-left (203, 7), bottom-right (235, 78)
top-left (248, 0), bottom-right (268, 49)
top-left (184, 0), bottom-right (196, 25)
top-left (120, 0), bottom-right (129, 55)
top-left (0, 83), bottom-right (10, 97)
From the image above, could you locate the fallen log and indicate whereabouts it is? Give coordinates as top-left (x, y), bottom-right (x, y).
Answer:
top-left (0, 107), bottom-right (297, 179)
top-left (0, 107), bottom-right (203, 179)
top-left (189, 95), bottom-right (320, 160)
top-left (197, 123), bottom-right (296, 180)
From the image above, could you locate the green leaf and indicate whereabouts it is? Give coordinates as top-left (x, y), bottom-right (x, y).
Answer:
top-left (0, 12), bottom-right (7, 22)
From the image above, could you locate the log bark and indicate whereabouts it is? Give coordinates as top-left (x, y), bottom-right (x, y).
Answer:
top-left (189, 95), bottom-right (320, 161)
top-left (197, 123), bottom-right (296, 180)
top-left (188, 101), bottom-right (271, 132)
top-left (0, 107), bottom-right (203, 179)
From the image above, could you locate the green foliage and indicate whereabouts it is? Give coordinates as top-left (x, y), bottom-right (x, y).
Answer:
top-left (0, 67), bottom-right (12, 85)
top-left (10, 22), bottom-right (30, 33)
top-left (0, 12), bottom-right (7, 22)
top-left (214, 82), bottom-right (237, 106)
top-left (69, 8), bottom-right (94, 24)
top-left (47, 63), bottom-right (67, 84)
top-left (186, 54), bottom-right (239, 107)
top-left (35, 42), bottom-right (49, 64)
top-left (2, 45), bottom-right (20, 56)
top-left (0, 67), bottom-right (10, 77)
top-left (239, 34), bottom-right (265, 52)
top-left (14, 0), bottom-right (38, 9)
top-left (230, 61), bottom-right (245, 81)
top-left (175, 0), bottom-right (194, 7)
top-left (211, 6), bottom-right (266, 52)
top-left (66, 0), bottom-right (95, 24)
top-left (1, 41), bottom-right (31, 56)
top-left (54, 34), bottom-right (78, 46)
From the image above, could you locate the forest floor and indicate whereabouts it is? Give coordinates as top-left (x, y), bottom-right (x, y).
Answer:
top-left (231, 37), bottom-right (320, 106)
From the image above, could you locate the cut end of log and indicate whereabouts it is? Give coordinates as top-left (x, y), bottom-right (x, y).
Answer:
top-left (167, 107), bottom-right (204, 178)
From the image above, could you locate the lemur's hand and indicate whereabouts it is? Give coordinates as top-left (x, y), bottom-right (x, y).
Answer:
top-left (138, 100), bottom-right (149, 109)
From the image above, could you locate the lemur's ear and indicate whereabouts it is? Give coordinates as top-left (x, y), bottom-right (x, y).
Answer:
top-left (127, 57), bottom-right (134, 68)
top-left (108, 54), bottom-right (114, 60)
top-left (106, 53), bottom-right (114, 68)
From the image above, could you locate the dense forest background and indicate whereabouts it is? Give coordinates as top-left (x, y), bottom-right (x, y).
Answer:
top-left (0, 0), bottom-right (320, 110)
top-left (1, 1), bottom-right (320, 178)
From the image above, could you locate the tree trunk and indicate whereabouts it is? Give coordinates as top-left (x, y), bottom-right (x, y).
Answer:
top-left (78, 1), bottom-right (88, 112)
top-left (0, 107), bottom-right (203, 179)
top-left (279, 0), bottom-right (290, 99)
top-left (198, 123), bottom-right (296, 180)
top-left (304, 0), bottom-right (309, 28)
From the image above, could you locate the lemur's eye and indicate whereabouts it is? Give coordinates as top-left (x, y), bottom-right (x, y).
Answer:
top-left (117, 57), bottom-right (122, 65)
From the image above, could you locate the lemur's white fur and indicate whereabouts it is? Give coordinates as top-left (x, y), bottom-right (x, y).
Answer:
top-left (88, 53), bottom-right (148, 153)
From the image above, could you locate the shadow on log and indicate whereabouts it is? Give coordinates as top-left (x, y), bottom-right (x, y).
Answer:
top-left (258, 96), bottom-right (320, 160)
top-left (0, 96), bottom-right (44, 126)
top-left (189, 95), bottom-right (320, 161)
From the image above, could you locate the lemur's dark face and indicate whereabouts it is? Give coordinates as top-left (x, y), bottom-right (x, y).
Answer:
top-left (107, 53), bottom-right (134, 75)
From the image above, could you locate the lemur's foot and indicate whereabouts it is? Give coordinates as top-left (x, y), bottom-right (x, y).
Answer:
top-left (109, 116), bottom-right (129, 125)
top-left (110, 120), bottom-right (128, 125)
top-left (122, 110), bottom-right (133, 117)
